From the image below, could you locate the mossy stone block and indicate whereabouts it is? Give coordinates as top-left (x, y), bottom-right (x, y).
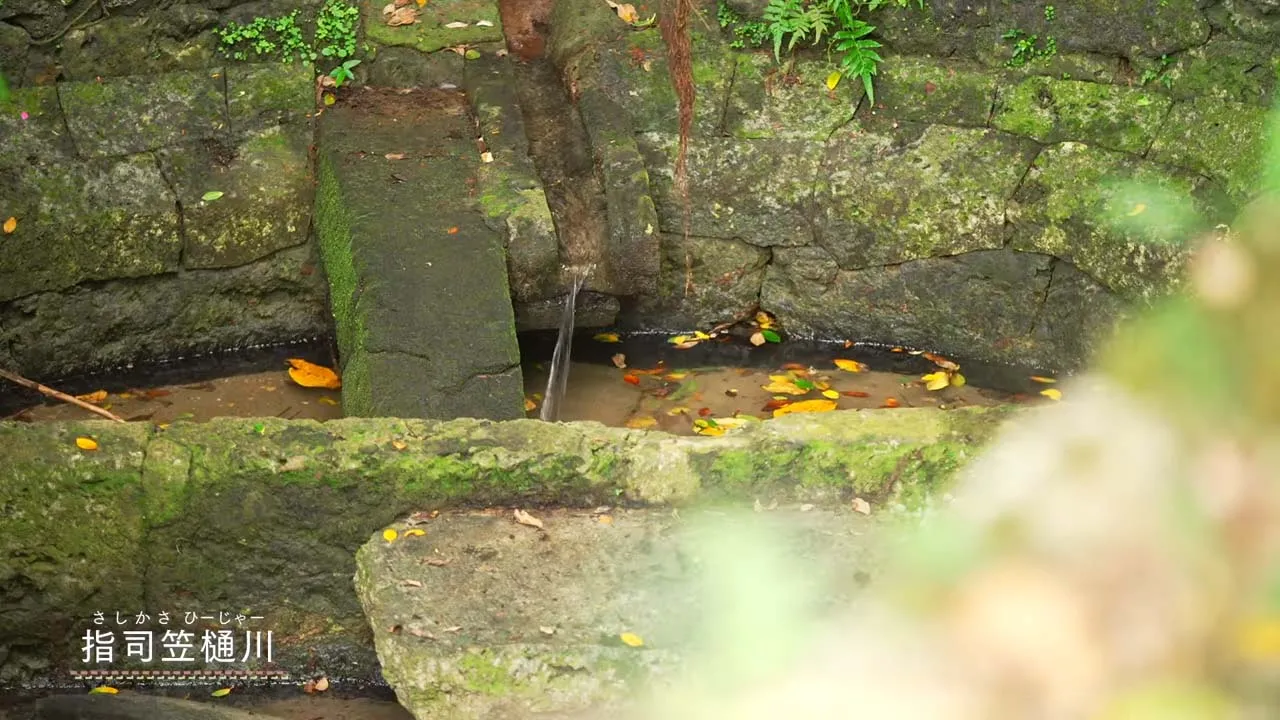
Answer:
top-left (59, 69), bottom-right (229, 157)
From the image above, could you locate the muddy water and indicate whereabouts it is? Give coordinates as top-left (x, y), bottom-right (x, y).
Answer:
top-left (0, 690), bottom-right (413, 720)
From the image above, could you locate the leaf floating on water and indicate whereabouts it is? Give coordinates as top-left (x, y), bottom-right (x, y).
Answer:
top-left (76, 437), bottom-right (98, 451)
top-left (211, 688), bottom-right (232, 698)
top-left (619, 632), bottom-right (644, 647)
top-left (921, 371), bottom-right (951, 391)
top-left (951, 372), bottom-right (966, 388)
top-left (611, 353), bottom-right (627, 369)
top-left (594, 332), bottom-right (621, 342)
top-left (514, 508), bottom-right (544, 529)
top-left (663, 372), bottom-right (688, 381)
top-left (851, 497), bottom-right (871, 515)
top-left (314, 677), bottom-right (330, 692)
top-left (1127, 203), bottom-right (1147, 216)
top-left (625, 415), bottom-right (657, 429)
top-left (749, 332), bottom-right (766, 346)
top-left (821, 389), bottom-right (840, 399)
top-left (383, 528), bottom-right (398, 543)
top-left (75, 389), bottom-right (108, 404)
top-left (672, 341), bottom-right (699, 349)
top-left (317, 396), bottom-right (338, 406)
top-left (201, 191), bottom-right (224, 202)
top-left (761, 398), bottom-right (791, 411)
top-left (1040, 388), bottom-right (1063, 401)
top-left (761, 380), bottom-right (807, 395)
top-left (2, 216), bottom-right (16, 234)
top-left (692, 418), bottom-right (723, 436)
top-left (842, 390), bottom-right (870, 398)
top-left (286, 358), bottom-right (342, 389)
top-left (833, 359), bottom-right (867, 373)
top-left (772, 399), bottom-right (837, 417)
top-left (1030, 375), bottom-right (1057, 384)
top-left (89, 686), bottom-right (119, 695)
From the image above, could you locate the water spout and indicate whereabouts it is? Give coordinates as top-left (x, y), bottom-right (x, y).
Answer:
top-left (539, 265), bottom-right (594, 422)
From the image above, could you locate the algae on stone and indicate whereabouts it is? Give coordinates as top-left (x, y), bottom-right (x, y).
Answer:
top-left (226, 61), bottom-right (315, 135)
top-left (58, 69), bottom-right (228, 157)
top-left (1148, 97), bottom-right (1268, 206)
top-left (722, 51), bottom-right (863, 140)
top-left (866, 56), bottom-right (995, 127)
top-left (0, 86), bottom-right (74, 170)
top-left (992, 75), bottom-right (1170, 154)
top-left (630, 232), bottom-right (770, 329)
top-left (362, 0), bottom-right (503, 54)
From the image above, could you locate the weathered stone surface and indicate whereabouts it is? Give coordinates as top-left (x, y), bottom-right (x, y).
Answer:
top-left (315, 89), bottom-right (524, 420)
top-left (0, 244), bottom-right (329, 379)
top-left (816, 123), bottom-right (1038, 268)
top-left (59, 70), bottom-right (229, 157)
top-left (59, 13), bottom-right (219, 81)
top-left (986, 0), bottom-right (1210, 59)
top-left (724, 51), bottom-right (862, 140)
top-left (0, 22), bottom-right (29, 82)
top-left (1008, 142), bottom-right (1227, 301)
top-left (1149, 97), bottom-right (1269, 205)
top-left (0, 154), bottom-right (181, 303)
top-left (159, 125), bottom-right (313, 269)
top-left (0, 408), bottom-right (1011, 682)
top-left (1212, 0), bottom-right (1280, 43)
top-left (638, 133), bottom-right (820, 246)
top-left (0, 0), bottom-right (65, 41)
top-left (364, 45), bottom-right (465, 88)
top-left (1161, 37), bottom-right (1279, 106)
top-left (761, 247), bottom-right (1066, 368)
top-left (630, 233), bottom-right (770, 329)
top-left (866, 55), bottom-right (995, 127)
top-left (545, 0), bottom-right (626, 68)
top-left (0, 86), bottom-right (75, 170)
top-left (992, 75), bottom-right (1171, 154)
top-left (515, 293), bottom-right (621, 331)
top-left (1032, 259), bottom-right (1130, 368)
top-left (363, 0), bottom-right (503, 54)
top-left (36, 694), bottom-right (270, 720)
top-left (356, 507), bottom-right (879, 719)
top-left (226, 61), bottom-right (315, 135)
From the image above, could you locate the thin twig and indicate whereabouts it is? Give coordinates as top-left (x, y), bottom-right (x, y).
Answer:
top-left (0, 367), bottom-right (127, 423)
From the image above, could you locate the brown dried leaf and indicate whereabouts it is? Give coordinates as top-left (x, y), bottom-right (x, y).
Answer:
top-left (611, 353), bottom-right (627, 369)
top-left (386, 6), bottom-right (418, 26)
top-left (514, 508), bottom-right (544, 529)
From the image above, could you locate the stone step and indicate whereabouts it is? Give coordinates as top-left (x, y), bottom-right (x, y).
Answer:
top-left (315, 89), bottom-right (524, 420)
top-left (354, 507), bottom-right (883, 719)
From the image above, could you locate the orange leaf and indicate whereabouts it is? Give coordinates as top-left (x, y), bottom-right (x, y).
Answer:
top-left (882, 398), bottom-right (900, 408)
top-left (2, 217), bottom-right (16, 234)
top-left (890, 347), bottom-right (905, 353)
top-left (75, 437), bottom-right (99, 451)
top-left (446, 226), bottom-right (459, 234)
top-left (75, 389), bottom-right (108, 404)
top-left (833, 359), bottom-right (867, 373)
top-left (922, 352), bottom-right (959, 371)
top-left (623, 374), bottom-right (640, 385)
top-left (285, 358), bottom-right (342, 389)
top-left (761, 399), bottom-right (791, 411)
top-left (697, 407), bottom-right (712, 417)
top-left (772, 398), bottom-right (837, 417)
top-left (780, 363), bottom-right (809, 372)
top-left (841, 390), bottom-right (870, 398)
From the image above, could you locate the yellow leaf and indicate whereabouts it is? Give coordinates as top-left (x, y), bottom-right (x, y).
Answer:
top-left (2, 216), bottom-right (15, 234)
top-left (755, 310), bottom-right (774, 328)
top-left (211, 688), bottom-right (232, 697)
top-left (1127, 203), bottom-right (1147, 217)
top-left (619, 632), bottom-right (645, 647)
top-left (821, 389), bottom-right (840, 399)
top-left (404, 528), bottom-right (426, 537)
top-left (615, 2), bottom-right (638, 23)
top-left (1040, 388), bottom-right (1063, 401)
top-left (833, 359), bottom-right (866, 373)
top-left (951, 372), bottom-right (966, 388)
top-left (392, 439), bottom-right (408, 450)
top-left (415, 0), bottom-right (425, 6)
top-left (317, 396), bottom-right (338, 406)
top-left (594, 332), bottom-right (621, 343)
top-left (669, 335), bottom-right (688, 344)
top-left (1030, 375), bottom-right (1056, 384)
top-left (75, 389), bottom-right (108, 404)
top-left (772, 399), bottom-right (837, 417)
top-left (611, 353), bottom-right (627, 368)
top-left (625, 415), bottom-right (657, 429)
top-left (75, 437), bottom-right (99, 451)
top-left (89, 686), bottom-right (118, 695)
top-left (598, 514), bottom-right (613, 525)
top-left (826, 71), bottom-right (842, 90)
top-left (921, 371), bottom-right (950, 391)
top-left (673, 341), bottom-right (699, 349)
top-left (663, 372), bottom-right (688, 381)
top-left (383, 528), bottom-right (398, 543)
top-left (286, 358), bottom-right (341, 389)
top-left (667, 406), bottom-right (690, 416)
top-left (693, 330), bottom-right (711, 340)
top-left (314, 676), bottom-right (330, 692)
top-left (761, 381), bottom-right (807, 395)
top-left (692, 419), bottom-right (725, 436)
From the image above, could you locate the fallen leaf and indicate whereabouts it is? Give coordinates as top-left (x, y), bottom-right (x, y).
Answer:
top-left (314, 677), bottom-right (330, 692)
top-left (697, 407), bottom-right (712, 417)
top-left (625, 415), bottom-right (657, 429)
top-left (75, 437), bottom-right (98, 451)
top-left (667, 406), bottom-right (690, 415)
top-left (623, 374), bottom-right (641, 385)
top-left (749, 332), bottom-right (766, 346)
top-left (772, 398), bottom-right (837, 417)
top-left (480, 151), bottom-right (493, 163)
top-left (211, 688), bottom-right (232, 697)
top-left (891, 347), bottom-right (905, 353)
top-left (594, 332), bottom-right (621, 342)
top-left (843, 340), bottom-right (854, 348)
top-left (444, 21), bottom-right (469, 28)
top-left (882, 398), bottom-right (901, 408)
top-left (476, 19), bottom-right (494, 26)
top-left (852, 497), bottom-right (871, 515)
top-left (1127, 203), bottom-right (1147, 216)
top-left (89, 687), bottom-right (118, 695)
top-left (842, 390), bottom-right (870, 398)
top-left (724, 388), bottom-right (739, 397)
top-left (385, 152), bottom-right (407, 160)
top-left (303, 679), bottom-right (317, 694)
top-left (201, 191), bottom-right (224, 202)
top-left (821, 389), bottom-right (840, 399)
top-left (669, 334), bottom-right (689, 344)
top-left (540, 626), bottom-right (557, 635)
top-left (761, 329), bottom-right (782, 343)
top-left (692, 418), bottom-right (724, 436)
top-left (447, 226), bottom-right (459, 234)
top-left (383, 528), bottom-right (398, 543)
top-left (401, 579), bottom-right (423, 588)
top-left (762, 398), bottom-right (791, 411)
top-left (524, 397), bottom-right (538, 412)
top-left (1030, 375), bottom-right (1057, 384)
top-left (834, 359), bottom-right (867, 373)
top-left (387, 6), bottom-right (418, 24)
top-left (826, 71), bottom-right (842, 90)
top-left (597, 514), bottom-right (613, 525)
top-left (951, 372), bottom-right (966, 388)
top-left (142, 388), bottom-right (171, 399)
top-left (615, 2), bottom-right (638, 22)
top-left (619, 632), bottom-right (644, 647)
top-left (286, 358), bottom-right (341, 389)
top-left (761, 381), bottom-right (806, 395)
top-left (673, 341), bottom-right (699, 349)
top-left (514, 508), bottom-right (544, 529)
top-left (611, 353), bottom-right (626, 368)
top-left (382, 1), bottom-right (396, 12)
top-left (404, 528), bottom-right (426, 537)
top-left (323, 93), bottom-right (336, 107)
top-left (75, 390), bottom-right (107, 404)
top-left (663, 372), bottom-right (688, 381)
top-left (392, 439), bottom-right (408, 450)
top-left (2, 217), bottom-right (15, 234)
top-left (922, 352), bottom-right (960, 371)
top-left (1041, 388), bottom-right (1063, 401)
top-left (318, 396), bottom-right (338, 406)
top-left (921, 371), bottom-right (950, 391)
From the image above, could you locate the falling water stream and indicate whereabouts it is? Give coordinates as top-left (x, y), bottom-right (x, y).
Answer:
top-left (539, 265), bottom-right (593, 422)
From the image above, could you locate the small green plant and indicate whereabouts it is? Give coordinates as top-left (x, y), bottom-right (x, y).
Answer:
top-left (1043, 4), bottom-right (1055, 21)
top-left (328, 58), bottom-right (361, 87)
top-left (1139, 53), bottom-right (1175, 88)
top-left (717, 1), bottom-right (769, 49)
top-left (217, 10), bottom-right (311, 62)
top-left (316, 0), bottom-right (360, 60)
top-left (1002, 28), bottom-right (1056, 68)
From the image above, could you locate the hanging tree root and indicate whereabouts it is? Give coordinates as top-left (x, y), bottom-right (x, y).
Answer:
top-left (659, 0), bottom-right (696, 297)
top-left (0, 368), bottom-right (127, 423)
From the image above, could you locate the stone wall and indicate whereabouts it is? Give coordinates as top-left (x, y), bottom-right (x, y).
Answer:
top-left (548, 0), bottom-right (1274, 371)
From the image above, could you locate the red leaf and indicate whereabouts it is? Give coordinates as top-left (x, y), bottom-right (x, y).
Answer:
top-left (841, 390), bottom-right (870, 398)
top-left (697, 407), bottom-right (712, 417)
top-left (882, 398), bottom-right (900, 408)
top-left (762, 399), bottom-right (791, 411)
top-left (623, 374), bottom-right (640, 386)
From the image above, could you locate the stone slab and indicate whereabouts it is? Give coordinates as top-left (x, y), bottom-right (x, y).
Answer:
top-left (226, 61), bottom-right (315, 136)
top-left (58, 69), bottom-right (229, 157)
top-left (315, 89), bottom-right (524, 420)
top-left (362, 0), bottom-right (503, 54)
top-left (356, 507), bottom-right (883, 719)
